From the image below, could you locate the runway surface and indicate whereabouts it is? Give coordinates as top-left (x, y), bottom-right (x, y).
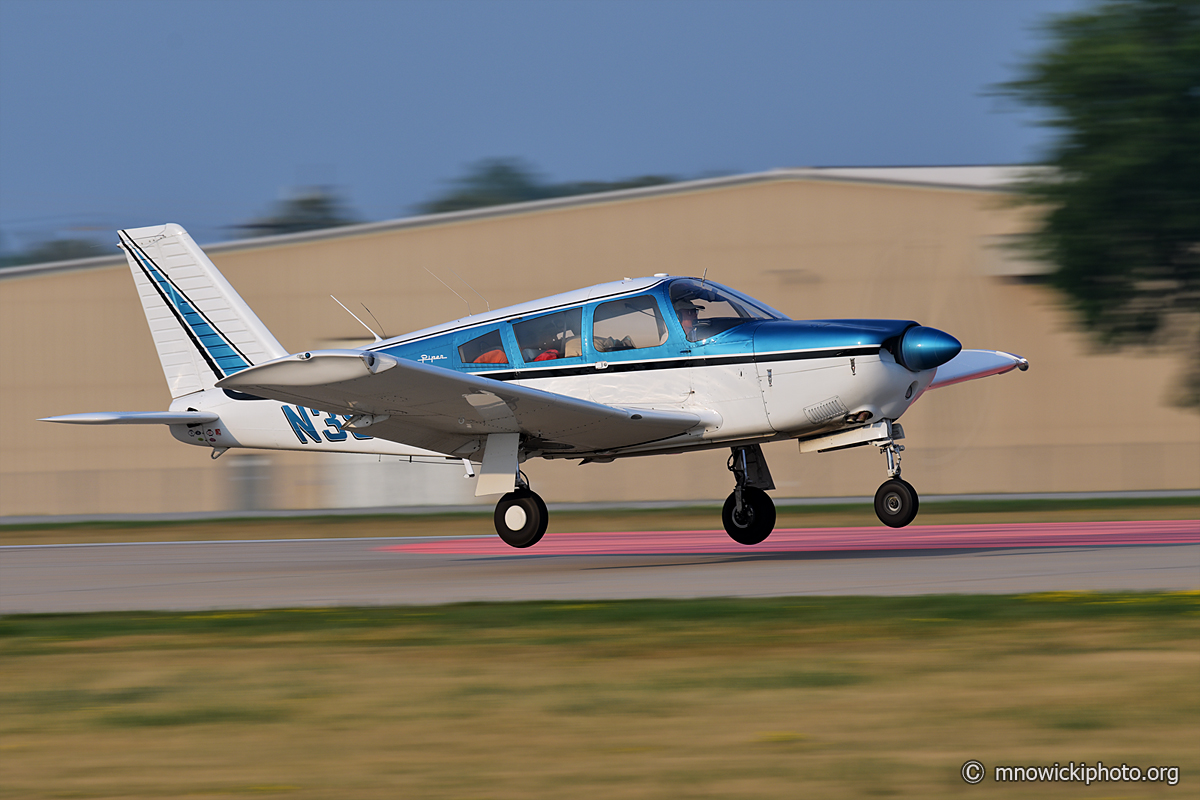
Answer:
top-left (381, 520), bottom-right (1200, 554)
top-left (2, 520), bottom-right (1196, 614)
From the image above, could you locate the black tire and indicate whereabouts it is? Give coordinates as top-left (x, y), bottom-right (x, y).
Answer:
top-left (494, 489), bottom-right (549, 548)
top-left (898, 478), bottom-right (919, 517)
top-left (532, 492), bottom-right (549, 538)
top-left (874, 479), bottom-right (918, 528)
top-left (721, 487), bottom-right (776, 545)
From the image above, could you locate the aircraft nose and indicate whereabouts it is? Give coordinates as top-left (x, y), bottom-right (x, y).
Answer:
top-left (898, 326), bottom-right (961, 371)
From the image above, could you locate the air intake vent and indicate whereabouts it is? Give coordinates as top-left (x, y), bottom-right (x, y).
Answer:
top-left (804, 396), bottom-right (848, 425)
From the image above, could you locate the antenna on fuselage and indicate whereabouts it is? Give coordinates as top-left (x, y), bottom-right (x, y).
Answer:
top-left (331, 296), bottom-right (383, 343)
top-left (361, 303), bottom-right (388, 340)
top-left (700, 267), bottom-right (708, 288)
top-left (424, 267), bottom-right (473, 316)
top-left (450, 269), bottom-right (490, 312)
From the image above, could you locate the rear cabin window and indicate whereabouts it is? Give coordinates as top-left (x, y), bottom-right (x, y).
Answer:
top-left (593, 295), bottom-right (669, 352)
top-left (513, 308), bottom-right (583, 363)
top-left (458, 330), bottom-right (508, 364)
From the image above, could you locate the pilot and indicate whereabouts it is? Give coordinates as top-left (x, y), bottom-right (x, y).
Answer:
top-left (674, 298), bottom-right (703, 342)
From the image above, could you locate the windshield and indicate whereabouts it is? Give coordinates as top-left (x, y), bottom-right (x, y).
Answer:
top-left (668, 279), bottom-right (785, 342)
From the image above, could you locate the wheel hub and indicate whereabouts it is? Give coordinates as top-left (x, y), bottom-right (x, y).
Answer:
top-left (504, 505), bottom-right (527, 530)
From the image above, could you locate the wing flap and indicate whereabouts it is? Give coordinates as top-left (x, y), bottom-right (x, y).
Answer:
top-left (928, 350), bottom-right (1029, 390)
top-left (216, 350), bottom-right (703, 456)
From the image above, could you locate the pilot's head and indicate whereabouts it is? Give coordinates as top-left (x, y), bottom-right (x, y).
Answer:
top-left (674, 299), bottom-right (701, 337)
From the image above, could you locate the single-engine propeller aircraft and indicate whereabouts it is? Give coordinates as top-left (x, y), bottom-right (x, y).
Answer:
top-left (43, 224), bottom-right (1028, 547)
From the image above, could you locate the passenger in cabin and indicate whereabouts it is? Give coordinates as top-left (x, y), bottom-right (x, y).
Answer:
top-left (593, 334), bottom-right (636, 352)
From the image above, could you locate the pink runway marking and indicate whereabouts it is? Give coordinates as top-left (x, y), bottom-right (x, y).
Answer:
top-left (378, 520), bottom-right (1199, 556)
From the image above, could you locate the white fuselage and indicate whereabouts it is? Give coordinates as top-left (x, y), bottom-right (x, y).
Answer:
top-left (170, 347), bottom-right (932, 461)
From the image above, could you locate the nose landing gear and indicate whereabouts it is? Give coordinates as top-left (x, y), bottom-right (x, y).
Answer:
top-left (874, 478), bottom-right (919, 528)
top-left (874, 435), bottom-right (919, 528)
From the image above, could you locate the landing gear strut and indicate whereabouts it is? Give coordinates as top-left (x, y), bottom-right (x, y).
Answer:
top-left (722, 445), bottom-right (777, 545)
top-left (874, 435), bottom-right (919, 528)
top-left (493, 472), bottom-right (548, 548)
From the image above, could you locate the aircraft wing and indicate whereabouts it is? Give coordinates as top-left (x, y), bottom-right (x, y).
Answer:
top-left (928, 349), bottom-right (1028, 390)
top-left (216, 350), bottom-right (703, 458)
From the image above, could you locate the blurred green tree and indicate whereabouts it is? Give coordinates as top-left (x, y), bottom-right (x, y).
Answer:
top-left (420, 159), bottom-right (552, 213)
top-left (419, 158), bottom-right (676, 215)
top-left (1004, 0), bottom-right (1200, 407)
top-left (0, 237), bottom-right (106, 268)
top-left (235, 187), bottom-right (360, 238)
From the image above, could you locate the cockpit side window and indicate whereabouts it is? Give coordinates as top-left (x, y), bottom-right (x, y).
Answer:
top-left (458, 330), bottom-right (508, 365)
top-left (593, 295), bottom-right (669, 352)
top-left (669, 279), bottom-right (782, 342)
top-left (513, 308), bottom-right (583, 363)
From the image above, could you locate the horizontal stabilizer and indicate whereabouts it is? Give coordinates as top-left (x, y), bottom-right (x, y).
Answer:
top-left (928, 350), bottom-right (1028, 390)
top-left (39, 411), bottom-right (220, 425)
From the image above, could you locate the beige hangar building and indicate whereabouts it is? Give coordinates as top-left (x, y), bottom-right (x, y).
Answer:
top-left (2, 167), bottom-right (1197, 517)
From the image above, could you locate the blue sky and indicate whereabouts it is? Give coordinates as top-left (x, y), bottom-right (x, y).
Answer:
top-left (0, 0), bottom-right (1085, 250)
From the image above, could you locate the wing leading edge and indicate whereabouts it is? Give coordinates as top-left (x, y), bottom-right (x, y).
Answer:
top-left (216, 350), bottom-right (705, 459)
top-left (928, 349), bottom-right (1028, 390)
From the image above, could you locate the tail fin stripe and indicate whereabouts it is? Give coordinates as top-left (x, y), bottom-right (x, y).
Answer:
top-left (122, 232), bottom-right (252, 379)
top-left (131, 239), bottom-right (252, 372)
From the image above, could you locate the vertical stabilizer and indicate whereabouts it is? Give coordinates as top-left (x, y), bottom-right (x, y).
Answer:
top-left (119, 223), bottom-right (287, 398)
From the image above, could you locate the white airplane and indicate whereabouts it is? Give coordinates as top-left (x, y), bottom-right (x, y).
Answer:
top-left (43, 224), bottom-right (1027, 547)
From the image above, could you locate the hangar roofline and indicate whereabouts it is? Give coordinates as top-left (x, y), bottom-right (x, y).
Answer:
top-left (1, 165), bottom-right (1039, 282)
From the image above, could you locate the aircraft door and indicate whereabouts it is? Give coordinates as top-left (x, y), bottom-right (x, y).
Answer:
top-left (588, 294), bottom-right (692, 407)
top-left (511, 308), bottom-right (588, 396)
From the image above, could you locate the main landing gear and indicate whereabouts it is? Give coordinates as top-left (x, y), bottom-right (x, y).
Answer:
top-left (488, 428), bottom-right (920, 549)
top-left (874, 436), bottom-right (919, 528)
top-left (723, 445), bottom-right (777, 545)
top-left (493, 472), bottom-right (548, 548)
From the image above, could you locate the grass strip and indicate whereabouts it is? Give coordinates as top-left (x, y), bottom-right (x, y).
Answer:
top-left (2, 595), bottom-right (1197, 799)
top-left (4, 592), bottom-right (1200, 645)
